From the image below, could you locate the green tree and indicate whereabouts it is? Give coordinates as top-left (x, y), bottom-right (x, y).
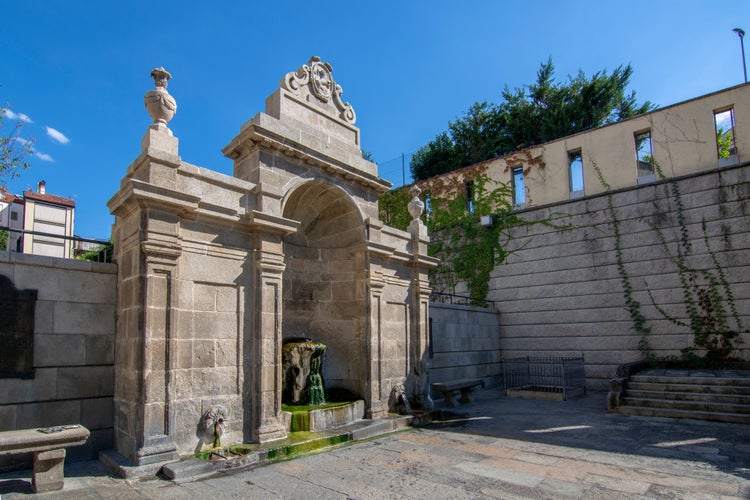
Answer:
top-left (410, 59), bottom-right (654, 181)
top-left (1, 106), bottom-right (34, 188)
top-left (409, 132), bottom-right (460, 180)
top-left (448, 101), bottom-right (505, 167)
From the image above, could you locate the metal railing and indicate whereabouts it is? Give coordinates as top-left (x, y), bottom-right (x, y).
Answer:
top-left (0, 226), bottom-right (113, 263)
top-left (429, 291), bottom-right (495, 309)
top-left (503, 355), bottom-right (586, 400)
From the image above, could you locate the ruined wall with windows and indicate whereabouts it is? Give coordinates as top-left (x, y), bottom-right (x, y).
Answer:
top-left (392, 83), bottom-right (750, 215)
top-left (483, 83), bottom-right (750, 207)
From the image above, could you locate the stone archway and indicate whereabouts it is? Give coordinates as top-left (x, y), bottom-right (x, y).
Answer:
top-left (281, 181), bottom-right (367, 401)
top-left (108, 58), bottom-right (437, 464)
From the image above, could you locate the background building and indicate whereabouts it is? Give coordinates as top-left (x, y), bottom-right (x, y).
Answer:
top-left (0, 181), bottom-right (76, 258)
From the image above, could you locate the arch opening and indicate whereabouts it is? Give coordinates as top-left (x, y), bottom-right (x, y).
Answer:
top-left (282, 182), bottom-right (367, 403)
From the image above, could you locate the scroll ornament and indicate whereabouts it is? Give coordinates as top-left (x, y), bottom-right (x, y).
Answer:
top-left (281, 56), bottom-right (356, 124)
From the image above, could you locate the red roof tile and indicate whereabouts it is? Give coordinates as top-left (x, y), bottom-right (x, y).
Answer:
top-left (23, 190), bottom-right (75, 208)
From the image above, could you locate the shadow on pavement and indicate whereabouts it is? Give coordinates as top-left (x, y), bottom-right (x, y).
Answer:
top-left (424, 388), bottom-right (750, 481)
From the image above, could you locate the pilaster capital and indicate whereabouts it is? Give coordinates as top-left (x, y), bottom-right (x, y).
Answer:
top-left (141, 239), bottom-right (182, 267)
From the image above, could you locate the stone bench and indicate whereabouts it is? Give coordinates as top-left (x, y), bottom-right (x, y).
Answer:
top-left (0, 425), bottom-right (90, 492)
top-left (431, 379), bottom-right (485, 408)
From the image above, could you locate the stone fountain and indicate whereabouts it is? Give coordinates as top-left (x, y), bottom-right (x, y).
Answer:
top-left (282, 339), bottom-right (327, 405)
top-left (107, 58), bottom-right (437, 470)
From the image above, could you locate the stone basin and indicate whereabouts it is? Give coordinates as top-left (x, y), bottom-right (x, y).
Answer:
top-left (282, 400), bottom-right (365, 432)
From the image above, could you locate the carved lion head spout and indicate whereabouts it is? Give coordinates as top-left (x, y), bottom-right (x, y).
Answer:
top-left (196, 406), bottom-right (228, 449)
top-left (389, 384), bottom-right (412, 415)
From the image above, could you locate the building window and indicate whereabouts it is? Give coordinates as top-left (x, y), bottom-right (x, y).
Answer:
top-left (512, 166), bottom-right (525, 207)
top-left (10, 211), bottom-right (18, 221)
top-left (465, 182), bottom-right (474, 213)
top-left (635, 130), bottom-right (655, 184)
top-left (568, 150), bottom-right (584, 198)
top-left (714, 107), bottom-right (739, 167)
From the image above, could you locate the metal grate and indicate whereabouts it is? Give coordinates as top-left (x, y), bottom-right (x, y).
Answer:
top-left (503, 355), bottom-right (586, 400)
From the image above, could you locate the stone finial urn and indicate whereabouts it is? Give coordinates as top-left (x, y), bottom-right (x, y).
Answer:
top-left (144, 67), bottom-right (177, 126)
top-left (407, 185), bottom-right (425, 221)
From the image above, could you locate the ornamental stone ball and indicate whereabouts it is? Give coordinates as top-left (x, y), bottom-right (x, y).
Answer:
top-left (144, 67), bottom-right (177, 126)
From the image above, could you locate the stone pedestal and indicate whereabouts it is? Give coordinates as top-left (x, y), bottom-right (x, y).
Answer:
top-left (32, 449), bottom-right (65, 492)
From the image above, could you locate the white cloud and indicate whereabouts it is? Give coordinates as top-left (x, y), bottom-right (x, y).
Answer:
top-left (2, 108), bottom-right (32, 123)
top-left (35, 151), bottom-right (54, 162)
top-left (12, 136), bottom-right (33, 147)
top-left (45, 126), bottom-right (70, 145)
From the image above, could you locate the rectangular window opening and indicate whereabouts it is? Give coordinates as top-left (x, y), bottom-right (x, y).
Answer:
top-left (568, 150), bottom-right (584, 198)
top-left (512, 167), bottom-right (525, 207)
top-left (714, 107), bottom-right (739, 167)
top-left (10, 211), bottom-right (18, 221)
top-left (635, 130), bottom-right (655, 184)
top-left (465, 182), bottom-right (474, 213)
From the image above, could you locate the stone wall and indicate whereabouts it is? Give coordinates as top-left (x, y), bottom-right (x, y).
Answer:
top-left (0, 252), bottom-right (117, 468)
top-left (428, 302), bottom-right (502, 396)
top-left (491, 163), bottom-right (750, 390)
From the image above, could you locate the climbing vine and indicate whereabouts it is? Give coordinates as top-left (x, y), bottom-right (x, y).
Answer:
top-left (643, 163), bottom-right (746, 365)
top-left (592, 162), bottom-right (652, 356)
top-left (380, 163), bottom-right (562, 304)
top-left (595, 159), bottom-right (746, 366)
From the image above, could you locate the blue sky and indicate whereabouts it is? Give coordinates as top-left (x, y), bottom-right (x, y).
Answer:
top-left (2, 0), bottom-right (749, 239)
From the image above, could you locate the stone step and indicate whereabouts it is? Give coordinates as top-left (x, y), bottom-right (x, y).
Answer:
top-left (626, 389), bottom-right (750, 405)
top-left (616, 405), bottom-right (750, 425)
top-left (628, 381), bottom-right (750, 396)
top-left (631, 374), bottom-right (750, 387)
top-left (621, 395), bottom-right (750, 415)
top-left (160, 414), bottom-right (416, 483)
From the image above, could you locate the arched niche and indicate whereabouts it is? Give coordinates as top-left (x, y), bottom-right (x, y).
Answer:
top-left (281, 181), bottom-right (367, 401)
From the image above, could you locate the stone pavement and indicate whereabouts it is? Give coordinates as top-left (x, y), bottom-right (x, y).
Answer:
top-left (2, 388), bottom-right (750, 499)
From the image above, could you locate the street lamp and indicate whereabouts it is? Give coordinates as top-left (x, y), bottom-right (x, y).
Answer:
top-left (733, 28), bottom-right (747, 83)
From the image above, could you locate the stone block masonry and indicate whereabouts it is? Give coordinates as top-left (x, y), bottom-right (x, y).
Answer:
top-left (492, 163), bottom-right (750, 390)
top-left (429, 302), bottom-right (502, 395)
top-left (0, 252), bottom-right (117, 469)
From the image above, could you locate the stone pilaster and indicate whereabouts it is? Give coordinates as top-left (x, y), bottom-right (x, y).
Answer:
top-left (133, 238), bottom-right (181, 464)
top-left (407, 186), bottom-right (436, 411)
top-left (108, 69), bottom-right (184, 465)
top-left (251, 233), bottom-right (287, 442)
top-left (365, 271), bottom-right (387, 418)
top-left (409, 223), bottom-right (434, 412)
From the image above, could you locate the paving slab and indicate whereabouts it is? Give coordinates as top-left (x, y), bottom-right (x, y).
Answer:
top-left (1, 389), bottom-right (750, 498)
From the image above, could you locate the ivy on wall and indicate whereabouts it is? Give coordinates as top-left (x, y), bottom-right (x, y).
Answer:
top-left (594, 160), bottom-right (746, 365)
top-left (379, 164), bottom-right (561, 304)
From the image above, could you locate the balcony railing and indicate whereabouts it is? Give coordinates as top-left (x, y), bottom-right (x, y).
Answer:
top-left (429, 291), bottom-right (494, 309)
top-left (0, 226), bottom-right (113, 263)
